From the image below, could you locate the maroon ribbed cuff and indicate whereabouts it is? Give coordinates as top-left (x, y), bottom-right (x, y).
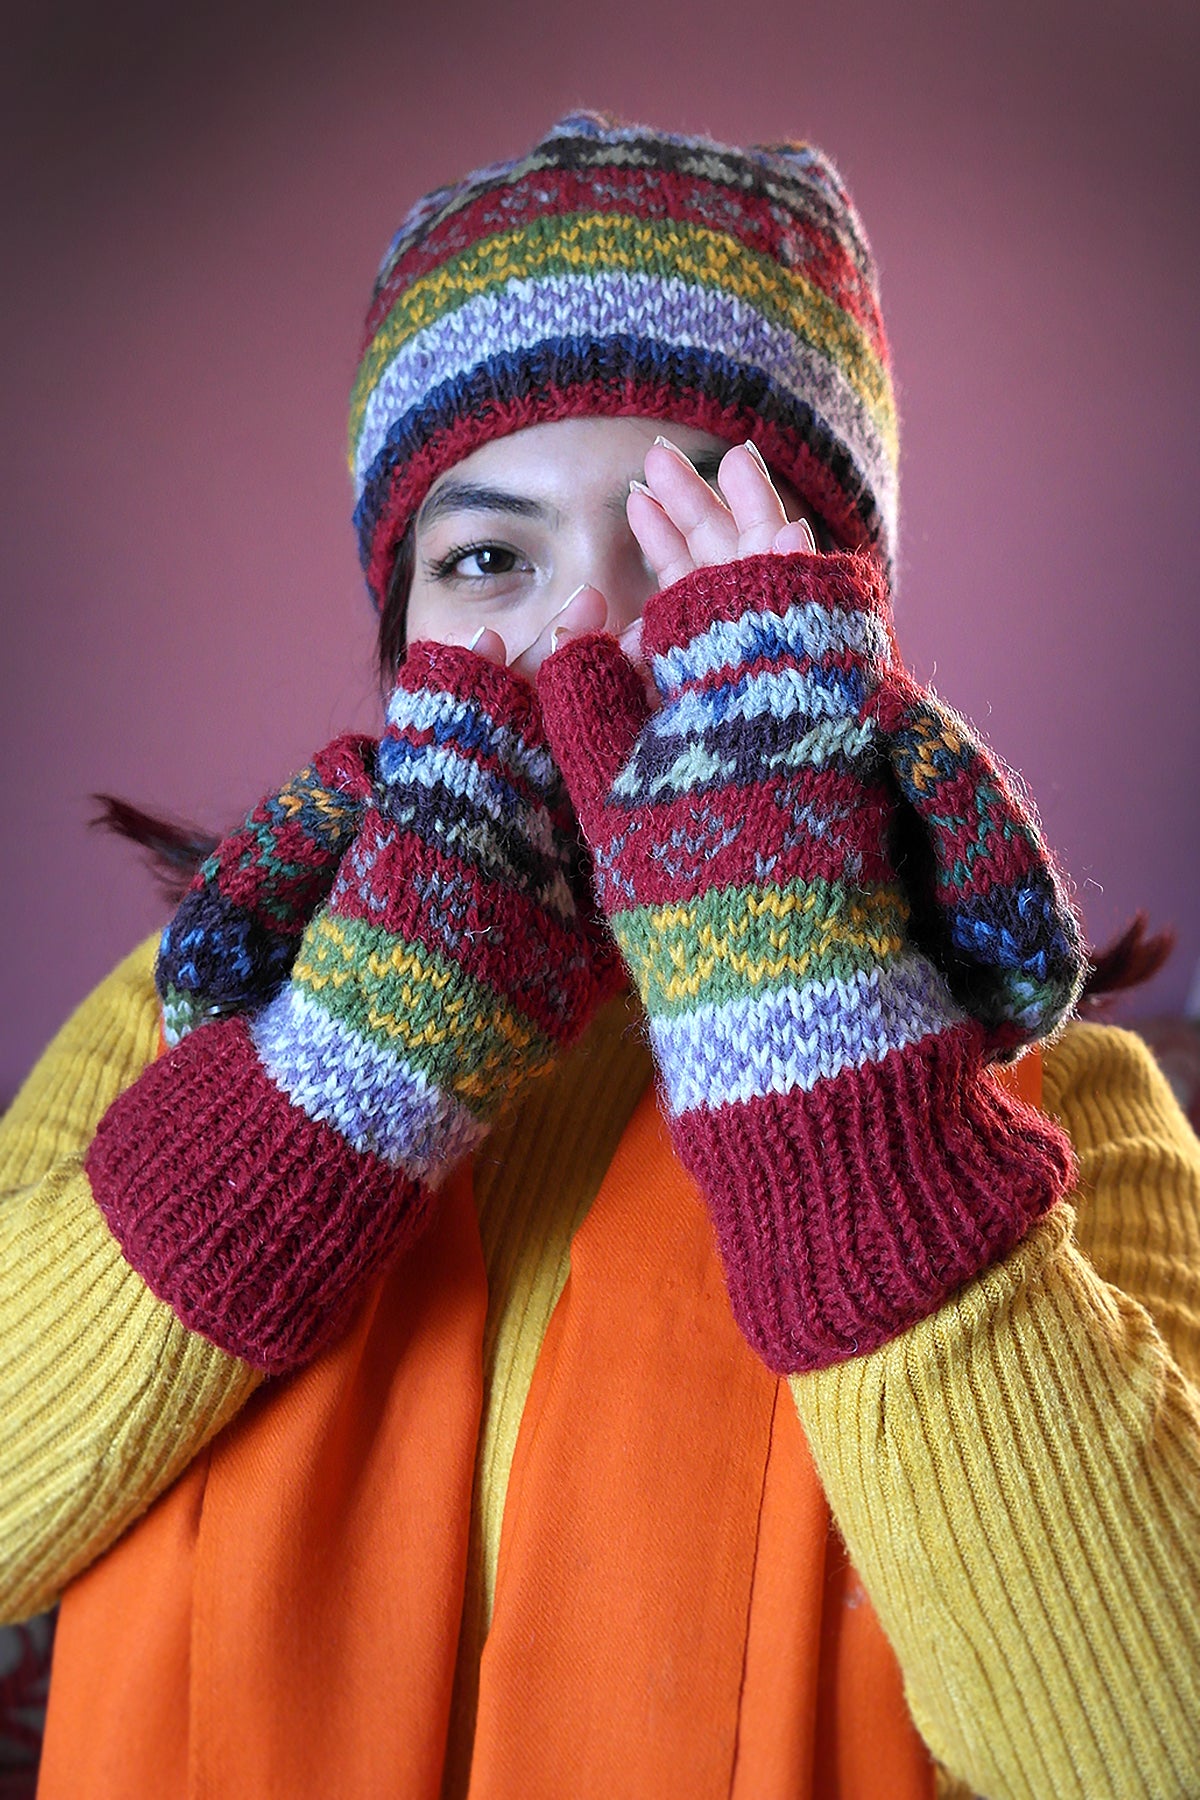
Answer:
top-left (85, 1017), bottom-right (432, 1375)
top-left (672, 1023), bottom-right (1076, 1373)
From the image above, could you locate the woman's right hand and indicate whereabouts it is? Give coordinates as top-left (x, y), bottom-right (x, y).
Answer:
top-left (89, 642), bottom-right (625, 1378)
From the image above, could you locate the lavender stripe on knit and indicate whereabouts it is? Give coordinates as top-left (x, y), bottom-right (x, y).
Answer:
top-left (384, 686), bottom-right (560, 794)
top-left (651, 600), bottom-right (890, 692)
top-left (251, 984), bottom-right (487, 1180)
top-left (647, 952), bottom-right (964, 1116)
top-left (354, 270), bottom-right (894, 499)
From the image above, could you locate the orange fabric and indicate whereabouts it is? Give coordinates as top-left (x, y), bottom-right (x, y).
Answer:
top-left (40, 1051), bottom-right (1041, 1798)
top-left (40, 1163), bottom-right (488, 1800)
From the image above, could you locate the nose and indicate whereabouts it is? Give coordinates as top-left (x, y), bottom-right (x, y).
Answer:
top-left (561, 529), bottom-right (657, 638)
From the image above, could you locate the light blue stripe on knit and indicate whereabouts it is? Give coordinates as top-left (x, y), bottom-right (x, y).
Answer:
top-left (651, 601), bottom-right (890, 693)
top-left (647, 661), bottom-right (868, 738)
top-left (251, 984), bottom-right (487, 1182)
top-left (353, 269), bottom-right (892, 511)
top-left (386, 685), bottom-right (559, 794)
top-left (648, 952), bottom-right (963, 1117)
top-left (376, 736), bottom-right (568, 880)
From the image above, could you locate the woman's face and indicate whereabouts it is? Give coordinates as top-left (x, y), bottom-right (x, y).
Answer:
top-left (405, 416), bottom-right (817, 670)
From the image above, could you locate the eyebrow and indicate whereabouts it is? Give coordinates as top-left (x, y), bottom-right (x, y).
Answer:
top-left (416, 449), bottom-right (727, 531)
top-left (417, 483), bottom-right (558, 530)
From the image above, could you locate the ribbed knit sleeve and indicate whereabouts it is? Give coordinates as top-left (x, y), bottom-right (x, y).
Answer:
top-left (0, 938), bottom-right (261, 1625)
top-left (788, 1022), bottom-right (1200, 1800)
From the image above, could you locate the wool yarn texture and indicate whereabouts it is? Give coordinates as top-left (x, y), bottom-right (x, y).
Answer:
top-left (350, 109), bottom-right (898, 612)
top-left (156, 734), bottom-right (376, 1044)
top-left (538, 549), bottom-right (1085, 1371)
top-left (88, 646), bottom-right (622, 1374)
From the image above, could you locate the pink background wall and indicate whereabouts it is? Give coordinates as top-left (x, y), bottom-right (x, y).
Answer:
top-left (2, 0), bottom-right (1197, 1102)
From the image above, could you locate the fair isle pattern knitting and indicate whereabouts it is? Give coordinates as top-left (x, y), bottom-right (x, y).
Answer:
top-left (349, 111), bottom-right (899, 612)
top-left (878, 673), bottom-right (1085, 1051)
top-left (87, 647), bottom-right (621, 1374)
top-left (539, 550), bottom-right (1082, 1371)
top-left (252, 674), bottom-right (596, 1171)
top-left (156, 734), bottom-right (376, 1044)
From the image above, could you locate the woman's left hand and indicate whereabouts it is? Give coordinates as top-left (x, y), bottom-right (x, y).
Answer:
top-left (536, 545), bottom-right (1082, 1373)
top-left (626, 436), bottom-right (816, 593)
top-left (471, 438), bottom-right (816, 690)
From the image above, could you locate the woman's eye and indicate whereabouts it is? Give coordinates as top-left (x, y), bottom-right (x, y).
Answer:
top-left (460, 544), bottom-right (516, 578)
top-left (428, 542), bottom-right (523, 582)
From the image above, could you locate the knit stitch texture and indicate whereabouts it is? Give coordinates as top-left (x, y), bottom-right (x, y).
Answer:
top-left (350, 110), bottom-right (898, 610)
top-left (88, 647), bottom-right (621, 1371)
top-left (539, 549), bottom-right (1084, 1369)
top-left (156, 733), bottom-right (376, 1044)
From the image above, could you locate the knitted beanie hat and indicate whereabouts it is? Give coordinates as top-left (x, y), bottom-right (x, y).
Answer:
top-left (348, 110), bottom-right (899, 613)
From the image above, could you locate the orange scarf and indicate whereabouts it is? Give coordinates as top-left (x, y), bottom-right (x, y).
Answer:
top-left (39, 1053), bottom-right (1043, 1799)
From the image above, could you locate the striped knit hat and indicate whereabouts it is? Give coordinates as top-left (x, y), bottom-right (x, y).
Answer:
top-left (349, 110), bottom-right (899, 613)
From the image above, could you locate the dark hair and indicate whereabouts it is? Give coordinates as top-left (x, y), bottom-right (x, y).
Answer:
top-left (376, 523), bottom-right (415, 686)
top-left (91, 504), bottom-right (1176, 1011)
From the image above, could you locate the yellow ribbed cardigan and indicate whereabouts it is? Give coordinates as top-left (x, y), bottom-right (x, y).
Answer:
top-left (2, 934), bottom-right (1199, 1799)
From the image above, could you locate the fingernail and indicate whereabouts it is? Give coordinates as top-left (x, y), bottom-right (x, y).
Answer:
top-left (468, 625), bottom-right (487, 650)
top-left (551, 624), bottom-right (574, 652)
top-left (798, 518), bottom-right (817, 552)
top-left (552, 583), bottom-right (590, 619)
top-left (628, 478), bottom-right (655, 500)
top-left (742, 439), bottom-right (771, 479)
top-left (652, 434), bottom-right (691, 465)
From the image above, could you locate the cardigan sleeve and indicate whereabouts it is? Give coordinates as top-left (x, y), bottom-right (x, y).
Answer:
top-left (0, 937), bottom-right (261, 1625)
top-left (787, 1021), bottom-right (1200, 1800)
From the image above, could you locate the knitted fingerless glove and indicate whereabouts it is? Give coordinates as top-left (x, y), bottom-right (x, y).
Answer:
top-left (88, 646), bottom-right (622, 1374)
top-left (156, 733), bottom-right (376, 1043)
top-left (538, 550), bottom-right (1084, 1373)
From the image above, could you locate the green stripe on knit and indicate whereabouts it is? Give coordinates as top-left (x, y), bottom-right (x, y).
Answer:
top-left (349, 212), bottom-right (895, 450)
top-left (611, 880), bottom-right (910, 1016)
top-left (291, 909), bottom-right (559, 1105)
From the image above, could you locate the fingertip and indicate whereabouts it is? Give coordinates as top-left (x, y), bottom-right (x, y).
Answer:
top-left (468, 625), bottom-right (508, 664)
top-left (617, 614), bottom-right (644, 657)
top-left (772, 518), bottom-right (818, 555)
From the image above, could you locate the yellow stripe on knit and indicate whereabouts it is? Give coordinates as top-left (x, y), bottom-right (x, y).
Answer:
top-left (348, 213), bottom-right (897, 455)
top-left (0, 937), bottom-right (261, 1625)
top-left (790, 1023), bottom-right (1200, 1800)
top-left (630, 885), bottom-right (908, 1003)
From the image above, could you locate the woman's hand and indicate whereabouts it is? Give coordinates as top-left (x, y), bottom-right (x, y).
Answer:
top-left (468, 438), bottom-right (816, 689)
top-left (536, 550), bottom-right (1081, 1373)
top-left (625, 436), bottom-right (817, 591)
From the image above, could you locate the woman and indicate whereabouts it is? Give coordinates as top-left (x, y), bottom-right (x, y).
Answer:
top-left (3, 111), bottom-right (1199, 1799)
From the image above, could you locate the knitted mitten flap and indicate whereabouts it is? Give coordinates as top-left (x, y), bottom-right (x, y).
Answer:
top-left (90, 648), bottom-right (621, 1374)
top-left (539, 550), bottom-right (1079, 1372)
top-left (872, 671), bottom-right (1084, 1058)
top-left (156, 733), bottom-right (377, 1045)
